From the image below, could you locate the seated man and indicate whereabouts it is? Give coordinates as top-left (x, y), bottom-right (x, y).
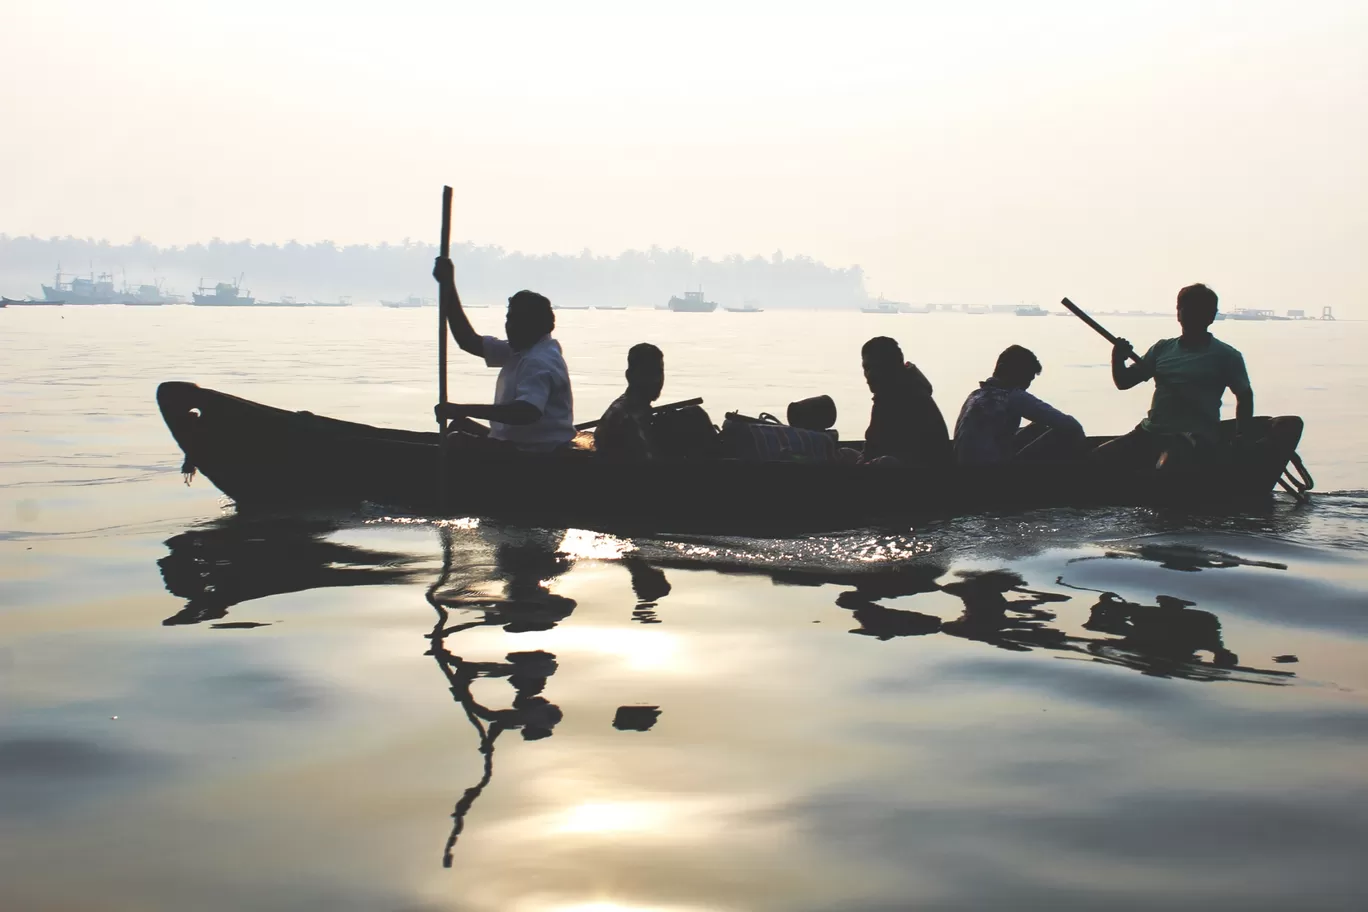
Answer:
top-left (1094, 283), bottom-right (1252, 467)
top-left (595, 343), bottom-right (664, 460)
top-left (853, 336), bottom-right (951, 465)
top-left (953, 345), bottom-right (1085, 464)
top-left (432, 256), bottom-right (574, 452)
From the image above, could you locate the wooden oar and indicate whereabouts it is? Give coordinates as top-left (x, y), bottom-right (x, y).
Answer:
top-left (574, 397), bottom-right (703, 431)
top-left (437, 186), bottom-right (453, 511)
top-left (1060, 297), bottom-right (1140, 364)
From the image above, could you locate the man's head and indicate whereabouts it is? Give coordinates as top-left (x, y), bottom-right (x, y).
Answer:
top-left (861, 336), bottom-right (904, 392)
top-left (506, 290), bottom-right (555, 351)
top-left (625, 342), bottom-right (665, 401)
top-left (993, 344), bottom-right (1043, 390)
top-left (1176, 283), bottom-right (1218, 333)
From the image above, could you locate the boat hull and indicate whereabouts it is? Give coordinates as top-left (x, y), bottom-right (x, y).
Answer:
top-left (156, 382), bottom-right (1305, 530)
top-left (191, 294), bottom-right (258, 306)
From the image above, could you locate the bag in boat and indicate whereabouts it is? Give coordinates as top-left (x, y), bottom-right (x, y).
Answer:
top-left (652, 403), bottom-right (721, 461)
top-left (786, 395), bottom-right (837, 432)
top-left (722, 412), bottom-right (837, 463)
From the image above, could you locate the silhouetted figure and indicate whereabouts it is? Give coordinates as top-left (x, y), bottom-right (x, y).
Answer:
top-left (426, 527), bottom-right (577, 865)
top-left (1093, 283), bottom-right (1253, 468)
top-left (953, 345), bottom-right (1085, 464)
top-left (939, 570), bottom-right (1074, 653)
top-left (595, 343), bottom-right (664, 460)
top-left (1083, 593), bottom-right (1239, 673)
top-left (847, 336), bottom-right (951, 466)
top-left (432, 257), bottom-right (574, 451)
top-left (624, 557), bottom-right (671, 623)
top-left (834, 562), bottom-right (948, 639)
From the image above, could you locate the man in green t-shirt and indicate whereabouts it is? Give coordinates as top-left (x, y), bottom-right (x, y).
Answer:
top-left (1093, 283), bottom-right (1253, 467)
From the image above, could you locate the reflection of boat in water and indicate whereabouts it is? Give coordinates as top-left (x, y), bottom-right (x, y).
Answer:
top-left (667, 291), bottom-right (717, 312)
top-left (159, 516), bottom-right (655, 865)
top-left (157, 381), bottom-right (1311, 527)
top-left (157, 516), bottom-right (423, 625)
top-left (155, 517), bottom-right (1294, 867)
top-left (191, 277), bottom-right (256, 306)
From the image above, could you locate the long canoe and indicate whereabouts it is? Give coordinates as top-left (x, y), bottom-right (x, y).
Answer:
top-left (157, 381), bottom-right (1309, 529)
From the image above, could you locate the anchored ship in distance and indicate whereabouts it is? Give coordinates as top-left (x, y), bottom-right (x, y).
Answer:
top-left (667, 290), bottom-right (718, 312)
top-left (191, 277), bottom-right (255, 306)
top-left (41, 267), bottom-right (181, 305)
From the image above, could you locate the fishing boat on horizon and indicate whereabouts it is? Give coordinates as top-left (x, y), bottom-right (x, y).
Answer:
top-left (381, 296), bottom-right (433, 308)
top-left (667, 290), bottom-right (717, 312)
top-left (40, 267), bottom-right (179, 305)
top-left (191, 277), bottom-right (255, 306)
top-left (5, 297), bottom-right (50, 307)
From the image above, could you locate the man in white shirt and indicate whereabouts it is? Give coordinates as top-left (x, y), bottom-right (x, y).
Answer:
top-left (432, 257), bottom-right (575, 452)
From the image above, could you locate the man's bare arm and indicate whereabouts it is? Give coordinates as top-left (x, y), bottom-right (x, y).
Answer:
top-left (1111, 338), bottom-right (1146, 390)
top-left (433, 257), bottom-right (483, 358)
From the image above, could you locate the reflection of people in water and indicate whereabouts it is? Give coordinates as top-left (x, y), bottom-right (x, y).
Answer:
top-left (840, 567), bottom-right (1073, 653)
top-left (427, 528), bottom-right (579, 865)
top-left (429, 534), bottom-right (575, 736)
top-left (939, 570), bottom-right (1074, 653)
top-left (819, 559), bottom-right (1286, 684)
top-left (1083, 592), bottom-right (1239, 672)
top-left (625, 556), bottom-right (671, 624)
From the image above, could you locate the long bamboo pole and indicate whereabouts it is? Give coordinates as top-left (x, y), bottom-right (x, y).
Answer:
top-left (1060, 297), bottom-right (1140, 364)
top-left (437, 186), bottom-right (453, 511)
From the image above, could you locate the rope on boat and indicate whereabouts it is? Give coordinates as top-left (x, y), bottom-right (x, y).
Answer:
top-left (1278, 452), bottom-right (1314, 504)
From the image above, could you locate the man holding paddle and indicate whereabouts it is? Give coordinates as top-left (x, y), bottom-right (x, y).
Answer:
top-left (431, 256), bottom-right (575, 453)
top-left (1092, 283), bottom-right (1253, 467)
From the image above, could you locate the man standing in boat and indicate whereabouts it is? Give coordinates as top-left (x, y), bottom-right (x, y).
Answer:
top-left (1095, 283), bottom-right (1252, 466)
top-left (432, 257), bottom-right (575, 451)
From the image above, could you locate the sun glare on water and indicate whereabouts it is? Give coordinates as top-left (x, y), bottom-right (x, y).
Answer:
top-left (555, 801), bottom-right (669, 835)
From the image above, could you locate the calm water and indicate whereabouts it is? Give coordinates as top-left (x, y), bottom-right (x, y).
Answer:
top-left (2, 307), bottom-right (1367, 911)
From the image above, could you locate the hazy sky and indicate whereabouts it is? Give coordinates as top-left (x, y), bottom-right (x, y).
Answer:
top-left (3, 0), bottom-right (1365, 311)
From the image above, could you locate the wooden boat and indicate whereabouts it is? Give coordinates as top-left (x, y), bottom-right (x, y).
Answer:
top-left (157, 382), bottom-right (1311, 530)
top-left (2, 296), bottom-right (62, 305)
